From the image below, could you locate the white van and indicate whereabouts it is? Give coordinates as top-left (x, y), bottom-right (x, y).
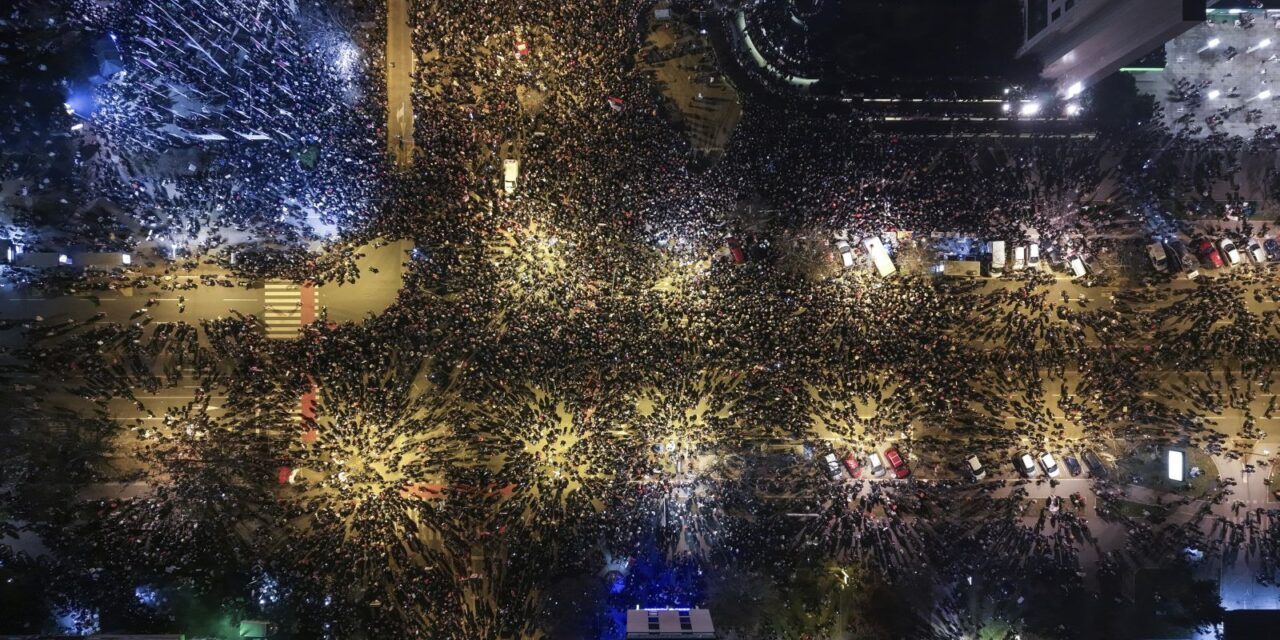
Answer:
top-left (989, 241), bottom-right (1006, 276)
top-left (1013, 246), bottom-right (1027, 270)
top-left (1068, 255), bottom-right (1087, 279)
top-left (502, 159), bottom-right (520, 194)
top-left (1028, 244), bottom-right (1040, 269)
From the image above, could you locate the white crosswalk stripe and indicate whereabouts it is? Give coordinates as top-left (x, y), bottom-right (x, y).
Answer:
top-left (263, 280), bottom-right (312, 340)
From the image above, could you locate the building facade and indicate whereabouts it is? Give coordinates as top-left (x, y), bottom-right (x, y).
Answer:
top-left (625, 608), bottom-right (715, 639)
top-left (1019, 0), bottom-right (1206, 95)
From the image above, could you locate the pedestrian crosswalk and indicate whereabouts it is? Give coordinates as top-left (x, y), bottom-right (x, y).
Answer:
top-left (264, 280), bottom-right (317, 340)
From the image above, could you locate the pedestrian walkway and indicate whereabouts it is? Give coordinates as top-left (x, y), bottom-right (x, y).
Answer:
top-left (386, 0), bottom-right (415, 167)
top-left (264, 280), bottom-right (318, 340)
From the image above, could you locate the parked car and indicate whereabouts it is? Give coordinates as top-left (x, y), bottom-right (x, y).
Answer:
top-left (1246, 239), bottom-right (1266, 263)
top-left (884, 447), bottom-right (910, 478)
top-left (834, 240), bottom-right (855, 269)
top-left (1063, 455), bottom-right (1082, 477)
top-left (1165, 239), bottom-right (1200, 278)
top-left (842, 453), bottom-right (862, 478)
top-left (823, 453), bottom-right (843, 479)
top-left (1197, 239), bottom-right (1224, 268)
top-left (1027, 244), bottom-right (1040, 269)
top-left (1218, 238), bottom-right (1243, 266)
top-left (1083, 450), bottom-right (1106, 477)
top-left (866, 452), bottom-right (887, 478)
top-left (1015, 452), bottom-right (1039, 477)
top-left (1264, 238), bottom-right (1280, 262)
top-left (727, 237), bottom-right (745, 264)
top-left (1039, 452), bottom-right (1061, 478)
top-left (1013, 246), bottom-right (1027, 270)
top-left (966, 455), bottom-right (985, 480)
top-left (1146, 242), bottom-right (1170, 273)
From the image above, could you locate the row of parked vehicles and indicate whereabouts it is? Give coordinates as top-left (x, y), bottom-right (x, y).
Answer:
top-left (1012, 449), bottom-right (1107, 479)
top-left (1148, 235), bottom-right (1280, 277)
top-left (822, 447), bottom-right (1108, 483)
top-left (823, 447), bottom-right (911, 480)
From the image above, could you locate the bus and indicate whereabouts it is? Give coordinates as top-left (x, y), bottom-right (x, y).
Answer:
top-left (862, 237), bottom-right (896, 277)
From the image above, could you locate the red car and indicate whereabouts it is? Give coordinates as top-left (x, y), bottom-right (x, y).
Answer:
top-left (884, 447), bottom-right (910, 478)
top-left (727, 237), bottom-right (746, 264)
top-left (842, 453), bottom-right (862, 478)
top-left (1197, 239), bottom-right (1224, 268)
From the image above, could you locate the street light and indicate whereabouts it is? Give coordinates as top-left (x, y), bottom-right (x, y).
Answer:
top-left (1065, 103), bottom-right (1082, 117)
top-left (1065, 81), bottom-right (1084, 99)
top-left (1001, 102), bottom-right (1011, 113)
top-left (1019, 101), bottom-right (1041, 117)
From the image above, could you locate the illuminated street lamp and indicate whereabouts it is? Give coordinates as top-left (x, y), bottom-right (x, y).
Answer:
top-left (1019, 101), bottom-right (1041, 117)
top-left (1064, 103), bottom-right (1082, 117)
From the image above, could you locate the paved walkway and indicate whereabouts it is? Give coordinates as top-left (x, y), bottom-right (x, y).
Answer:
top-left (386, 0), bottom-right (415, 167)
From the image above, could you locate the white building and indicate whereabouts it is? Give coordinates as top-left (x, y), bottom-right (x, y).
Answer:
top-left (625, 608), bottom-right (715, 639)
top-left (1018, 0), bottom-right (1206, 95)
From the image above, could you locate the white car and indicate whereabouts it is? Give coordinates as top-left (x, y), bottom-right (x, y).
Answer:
top-left (1218, 238), bottom-right (1243, 265)
top-left (966, 456), bottom-right (986, 480)
top-left (1027, 244), bottom-right (1040, 269)
top-left (834, 240), bottom-right (855, 268)
top-left (1068, 255), bottom-right (1087, 278)
top-left (823, 453), bottom-right (843, 479)
top-left (1246, 240), bottom-right (1266, 263)
top-left (867, 452), bottom-right (887, 478)
top-left (1015, 453), bottom-right (1038, 477)
top-left (1013, 246), bottom-right (1027, 270)
top-left (1039, 452), bottom-right (1061, 478)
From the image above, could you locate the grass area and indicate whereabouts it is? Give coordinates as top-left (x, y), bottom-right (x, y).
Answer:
top-left (1099, 499), bottom-right (1170, 522)
top-left (1117, 448), bottom-right (1218, 498)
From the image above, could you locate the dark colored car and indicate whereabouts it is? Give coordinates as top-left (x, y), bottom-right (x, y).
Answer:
top-left (1265, 238), bottom-right (1280, 262)
top-left (1063, 455), bottom-right (1082, 477)
top-left (884, 447), bottom-right (910, 479)
top-left (1083, 450), bottom-right (1106, 477)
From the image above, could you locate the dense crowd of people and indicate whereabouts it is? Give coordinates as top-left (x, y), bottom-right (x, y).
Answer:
top-left (7, 0), bottom-right (1280, 638)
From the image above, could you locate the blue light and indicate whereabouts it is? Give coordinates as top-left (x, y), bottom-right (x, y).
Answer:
top-left (55, 606), bottom-right (100, 636)
top-left (135, 585), bottom-right (161, 607)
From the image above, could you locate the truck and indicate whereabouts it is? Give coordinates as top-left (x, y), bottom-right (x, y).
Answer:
top-left (863, 237), bottom-right (897, 277)
top-left (503, 158), bottom-right (520, 194)
top-left (988, 240), bottom-right (1006, 276)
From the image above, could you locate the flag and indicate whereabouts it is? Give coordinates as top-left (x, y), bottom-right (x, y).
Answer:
top-left (607, 96), bottom-right (626, 112)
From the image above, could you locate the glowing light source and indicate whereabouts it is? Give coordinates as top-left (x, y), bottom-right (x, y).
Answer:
top-left (1019, 102), bottom-right (1041, 117)
top-left (1168, 450), bottom-right (1185, 482)
top-left (1208, 38), bottom-right (1221, 49)
top-left (1065, 81), bottom-right (1084, 99)
top-left (1065, 103), bottom-right (1082, 117)
top-left (1208, 89), bottom-right (1221, 99)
